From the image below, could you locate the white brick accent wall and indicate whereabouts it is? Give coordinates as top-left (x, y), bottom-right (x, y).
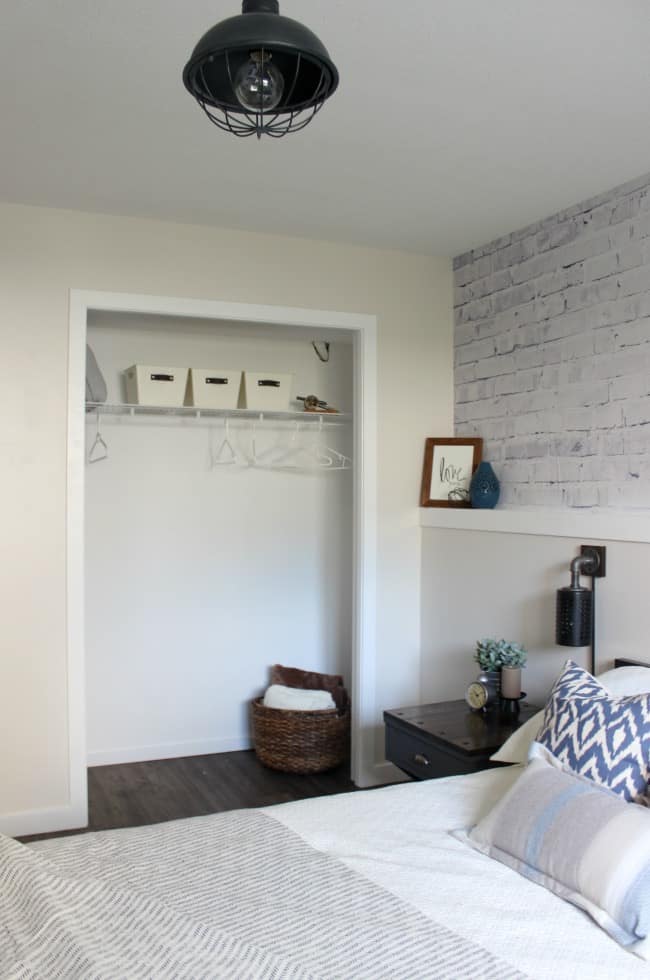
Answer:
top-left (454, 173), bottom-right (650, 509)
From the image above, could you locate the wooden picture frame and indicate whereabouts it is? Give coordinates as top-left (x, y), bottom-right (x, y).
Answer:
top-left (420, 437), bottom-right (483, 508)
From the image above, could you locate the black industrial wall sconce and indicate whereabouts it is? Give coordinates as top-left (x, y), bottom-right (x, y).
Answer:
top-left (556, 545), bottom-right (607, 675)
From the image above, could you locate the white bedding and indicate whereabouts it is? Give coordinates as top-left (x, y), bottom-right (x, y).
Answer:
top-left (22, 766), bottom-right (650, 979)
top-left (270, 767), bottom-right (650, 979)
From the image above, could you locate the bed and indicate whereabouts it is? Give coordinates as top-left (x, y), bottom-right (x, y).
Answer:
top-left (3, 663), bottom-right (650, 979)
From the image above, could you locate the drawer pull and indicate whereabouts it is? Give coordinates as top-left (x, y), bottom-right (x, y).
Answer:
top-left (413, 753), bottom-right (430, 766)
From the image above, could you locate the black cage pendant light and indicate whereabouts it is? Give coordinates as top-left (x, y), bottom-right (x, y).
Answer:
top-left (183, 0), bottom-right (339, 139)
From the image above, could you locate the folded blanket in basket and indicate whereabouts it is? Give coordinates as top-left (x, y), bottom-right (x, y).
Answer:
top-left (263, 685), bottom-right (336, 711)
top-left (271, 664), bottom-right (348, 710)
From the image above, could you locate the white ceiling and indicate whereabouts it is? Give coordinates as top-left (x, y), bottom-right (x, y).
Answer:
top-left (2, 1), bottom-right (650, 256)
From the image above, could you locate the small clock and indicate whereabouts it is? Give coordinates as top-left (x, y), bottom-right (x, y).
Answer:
top-left (465, 672), bottom-right (499, 711)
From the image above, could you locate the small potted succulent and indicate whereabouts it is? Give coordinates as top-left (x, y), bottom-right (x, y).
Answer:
top-left (474, 638), bottom-right (527, 700)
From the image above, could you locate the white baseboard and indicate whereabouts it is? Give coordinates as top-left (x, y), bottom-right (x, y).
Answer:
top-left (0, 802), bottom-right (88, 839)
top-left (87, 735), bottom-right (253, 767)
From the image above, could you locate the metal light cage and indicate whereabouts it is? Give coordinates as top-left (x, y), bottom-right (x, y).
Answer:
top-left (183, 0), bottom-right (339, 138)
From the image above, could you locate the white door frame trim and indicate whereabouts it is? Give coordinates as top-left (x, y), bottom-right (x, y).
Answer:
top-left (64, 289), bottom-right (378, 830)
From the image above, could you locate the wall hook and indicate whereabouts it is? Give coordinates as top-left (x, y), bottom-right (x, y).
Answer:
top-left (311, 341), bottom-right (330, 363)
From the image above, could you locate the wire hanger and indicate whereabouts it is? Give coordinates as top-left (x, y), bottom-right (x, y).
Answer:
top-left (275, 421), bottom-right (319, 470)
top-left (321, 447), bottom-right (352, 471)
top-left (248, 413), bottom-right (264, 467)
top-left (88, 411), bottom-right (108, 464)
top-left (248, 413), bottom-right (282, 467)
top-left (313, 417), bottom-right (352, 471)
top-left (311, 416), bottom-right (336, 468)
top-left (272, 418), bottom-right (352, 472)
top-left (211, 416), bottom-right (238, 466)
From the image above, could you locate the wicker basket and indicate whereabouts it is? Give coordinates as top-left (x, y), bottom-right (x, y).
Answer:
top-left (251, 698), bottom-right (350, 774)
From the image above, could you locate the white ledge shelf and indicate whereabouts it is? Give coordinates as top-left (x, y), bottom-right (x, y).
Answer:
top-left (419, 507), bottom-right (650, 544)
top-left (86, 402), bottom-right (351, 424)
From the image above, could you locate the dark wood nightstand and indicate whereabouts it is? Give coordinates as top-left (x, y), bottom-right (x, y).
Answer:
top-left (384, 699), bottom-right (539, 780)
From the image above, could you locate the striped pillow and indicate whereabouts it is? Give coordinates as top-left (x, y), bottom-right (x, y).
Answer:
top-left (457, 745), bottom-right (650, 957)
top-left (537, 660), bottom-right (650, 802)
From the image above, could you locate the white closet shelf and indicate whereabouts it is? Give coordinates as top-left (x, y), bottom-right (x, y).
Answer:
top-left (85, 402), bottom-right (352, 424)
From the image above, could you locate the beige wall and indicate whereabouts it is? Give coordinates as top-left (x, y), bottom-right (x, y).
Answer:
top-left (421, 527), bottom-right (650, 705)
top-left (0, 202), bottom-right (453, 824)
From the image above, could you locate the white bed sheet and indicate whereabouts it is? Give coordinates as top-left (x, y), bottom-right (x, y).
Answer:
top-left (28, 765), bottom-right (650, 979)
top-left (268, 766), bottom-right (650, 980)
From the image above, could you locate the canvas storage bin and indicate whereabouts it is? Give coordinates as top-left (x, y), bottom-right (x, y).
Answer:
top-left (241, 372), bottom-right (293, 411)
top-left (124, 365), bottom-right (187, 407)
top-left (185, 368), bottom-right (242, 409)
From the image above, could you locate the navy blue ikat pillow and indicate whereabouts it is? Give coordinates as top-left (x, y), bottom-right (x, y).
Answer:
top-left (536, 660), bottom-right (650, 803)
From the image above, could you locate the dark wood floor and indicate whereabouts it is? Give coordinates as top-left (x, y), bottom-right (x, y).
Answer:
top-left (19, 750), bottom-right (356, 843)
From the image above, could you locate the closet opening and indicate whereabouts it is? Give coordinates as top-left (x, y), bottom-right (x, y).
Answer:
top-left (66, 292), bottom-right (377, 830)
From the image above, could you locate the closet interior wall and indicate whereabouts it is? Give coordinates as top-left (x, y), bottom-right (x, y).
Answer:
top-left (85, 311), bottom-right (353, 766)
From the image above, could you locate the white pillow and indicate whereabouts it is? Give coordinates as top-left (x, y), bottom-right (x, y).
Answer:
top-left (490, 663), bottom-right (650, 765)
top-left (597, 665), bottom-right (650, 696)
top-left (490, 710), bottom-right (543, 764)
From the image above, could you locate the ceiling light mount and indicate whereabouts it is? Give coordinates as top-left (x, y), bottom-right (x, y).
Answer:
top-left (183, 0), bottom-right (339, 139)
top-left (243, 0), bottom-right (279, 11)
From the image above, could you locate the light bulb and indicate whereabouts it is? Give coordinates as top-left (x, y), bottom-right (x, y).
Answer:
top-left (234, 51), bottom-right (284, 112)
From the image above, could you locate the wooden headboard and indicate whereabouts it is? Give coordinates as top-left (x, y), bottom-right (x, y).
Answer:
top-left (615, 658), bottom-right (650, 669)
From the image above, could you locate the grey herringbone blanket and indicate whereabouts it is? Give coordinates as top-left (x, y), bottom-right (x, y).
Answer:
top-left (1, 810), bottom-right (525, 979)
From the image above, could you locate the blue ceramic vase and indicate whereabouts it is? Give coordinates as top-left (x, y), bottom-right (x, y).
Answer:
top-left (470, 461), bottom-right (500, 509)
